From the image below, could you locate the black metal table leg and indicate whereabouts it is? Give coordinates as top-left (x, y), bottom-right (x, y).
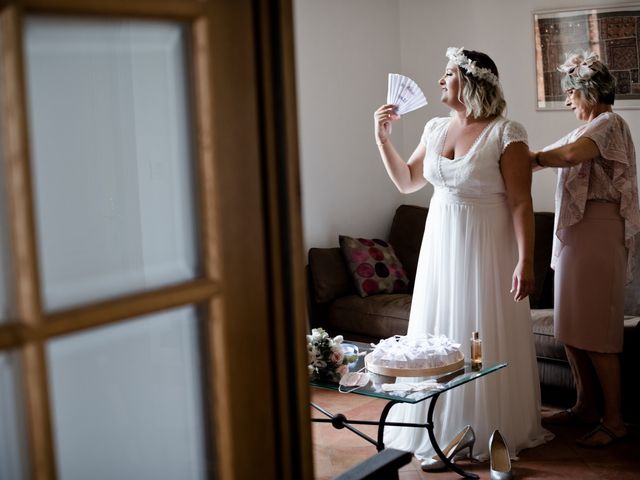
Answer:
top-left (310, 402), bottom-right (379, 448)
top-left (376, 400), bottom-right (398, 451)
top-left (314, 394), bottom-right (478, 479)
top-left (425, 392), bottom-right (479, 480)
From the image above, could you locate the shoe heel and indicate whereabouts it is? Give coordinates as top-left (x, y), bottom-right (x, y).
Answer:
top-left (421, 425), bottom-right (475, 472)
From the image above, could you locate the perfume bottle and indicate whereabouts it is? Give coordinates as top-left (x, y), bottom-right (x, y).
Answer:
top-left (470, 331), bottom-right (482, 371)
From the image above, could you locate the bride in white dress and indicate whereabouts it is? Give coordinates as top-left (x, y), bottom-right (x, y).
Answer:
top-left (373, 47), bottom-right (551, 467)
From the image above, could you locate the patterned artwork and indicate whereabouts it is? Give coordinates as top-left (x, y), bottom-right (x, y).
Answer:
top-left (534, 5), bottom-right (640, 109)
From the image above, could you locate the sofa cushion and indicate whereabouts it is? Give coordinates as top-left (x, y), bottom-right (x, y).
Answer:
top-left (532, 308), bottom-right (640, 362)
top-left (387, 205), bottom-right (428, 289)
top-left (308, 247), bottom-right (355, 304)
top-left (339, 235), bottom-right (409, 297)
top-left (325, 294), bottom-right (411, 342)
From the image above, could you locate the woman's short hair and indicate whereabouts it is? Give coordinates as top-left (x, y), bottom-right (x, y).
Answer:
top-left (559, 51), bottom-right (616, 105)
top-left (456, 49), bottom-right (506, 118)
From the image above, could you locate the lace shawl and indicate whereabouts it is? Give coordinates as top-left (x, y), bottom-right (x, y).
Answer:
top-left (545, 112), bottom-right (640, 281)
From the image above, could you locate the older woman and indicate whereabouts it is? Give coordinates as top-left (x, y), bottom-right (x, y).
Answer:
top-left (533, 51), bottom-right (640, 447)
top-left (375, 47), bottom-right (550, 471)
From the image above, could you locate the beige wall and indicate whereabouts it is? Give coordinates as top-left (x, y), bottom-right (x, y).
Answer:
top-left (295, 0), bottom-right (640, 251)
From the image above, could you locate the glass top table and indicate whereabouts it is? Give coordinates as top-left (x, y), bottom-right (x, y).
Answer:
top-left (310, 341), bottom-right (507, 479)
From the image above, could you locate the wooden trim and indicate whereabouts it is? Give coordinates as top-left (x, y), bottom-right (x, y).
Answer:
top-left (45, 279), bottom-right (219, 338)
top-left (18, 0), bottom-right (206, 19)
top-left (0, 6), bottom-right (42, 326)
top-left (273, 2), bottom-right (314, 478)
top-left (0, 323), bottom-right (32, 348)
top-left (253, 2), bottom-right (312, 478)
top-left (0, 6), bottom-right (56, 478)
top-left (21, 342), bottom-right (56, 480)
top-left (191, 17), bottom-right (221, 284)
top-left (191, 16), bottom-right (226, 477)
top-left (206, 2), bottom-right (280, 478)
top-left (252, 3), bottom-right (291, 479)
top-left (0, 278), bottom-right (219, 347)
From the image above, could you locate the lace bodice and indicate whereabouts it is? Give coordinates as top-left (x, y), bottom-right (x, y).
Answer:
top-left (543, 112), bottom-right (640, 280)
top-left (421, 116), bottom-right (527, 195)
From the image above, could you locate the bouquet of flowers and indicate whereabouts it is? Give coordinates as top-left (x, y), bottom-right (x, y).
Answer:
top-left (307, 328), bottom-right (358, 382)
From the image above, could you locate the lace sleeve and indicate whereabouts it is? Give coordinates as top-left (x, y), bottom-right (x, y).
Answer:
top-left (421, 117), bottom-right (443, 147)
top-left (501, 120), bottom-right (528, 153)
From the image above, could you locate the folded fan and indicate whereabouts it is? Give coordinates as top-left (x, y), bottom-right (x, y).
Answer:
top-left (387, 73), bottom-right (428, 115)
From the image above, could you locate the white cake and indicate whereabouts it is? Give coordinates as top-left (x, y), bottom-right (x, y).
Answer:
top-left (365, 334), bottom-right (464, 377)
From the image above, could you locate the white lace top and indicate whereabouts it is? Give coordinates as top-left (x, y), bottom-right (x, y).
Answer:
top-left (420, 116), bottom-right (527, 196)
top-left (543, 112), bottom-right (640, 280)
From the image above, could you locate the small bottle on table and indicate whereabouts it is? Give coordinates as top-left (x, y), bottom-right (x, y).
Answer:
top-left (470, 330), bottom-right (482, 371)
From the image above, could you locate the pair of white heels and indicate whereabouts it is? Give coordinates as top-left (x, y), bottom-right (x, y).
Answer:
top-left (420, 426), bottom-right (512, 480)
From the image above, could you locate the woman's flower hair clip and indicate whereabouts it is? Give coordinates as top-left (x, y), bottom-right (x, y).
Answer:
top-left (558, 50), bottom-right (602, 80)
top-left (446, 46), bottom-right (500, 87)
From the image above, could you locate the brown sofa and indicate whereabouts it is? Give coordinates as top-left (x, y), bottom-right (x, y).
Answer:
top-left (307, 204), bottom-right (640, 423)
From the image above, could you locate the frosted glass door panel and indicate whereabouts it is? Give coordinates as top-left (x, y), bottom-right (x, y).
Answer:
top-left (0, 352), bottom-right (30, 480)
top-left (24, 17), bottom-right (199, 311)
top-left (47, 306), bottom-right (205, 480)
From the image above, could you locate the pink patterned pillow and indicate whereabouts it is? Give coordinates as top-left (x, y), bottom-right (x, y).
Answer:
top-left (339, 235), bottom-right (409, 297)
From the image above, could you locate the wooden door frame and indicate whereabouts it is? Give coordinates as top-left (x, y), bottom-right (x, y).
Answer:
top-left (0, 1), bottom-right (312, 479)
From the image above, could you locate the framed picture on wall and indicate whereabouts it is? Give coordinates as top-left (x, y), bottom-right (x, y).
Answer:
top-left (534, 4), bottom-right (640, 110)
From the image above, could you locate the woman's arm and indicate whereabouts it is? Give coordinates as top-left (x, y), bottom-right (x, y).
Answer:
top-left (500, 141), bottom-right (536, 301)
top-left (374, 104), bottom-right (428, 193)
top-left (530, 149), bottom-right (545, 172)
top-left (534, 137), bottom-right (600, 168)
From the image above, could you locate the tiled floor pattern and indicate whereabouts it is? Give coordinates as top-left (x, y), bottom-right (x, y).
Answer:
top-left (311, 388), bottom-right (640, 480)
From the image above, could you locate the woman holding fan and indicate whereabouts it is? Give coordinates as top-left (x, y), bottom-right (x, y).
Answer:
top-left (374, 47), bottom-right (551, 471)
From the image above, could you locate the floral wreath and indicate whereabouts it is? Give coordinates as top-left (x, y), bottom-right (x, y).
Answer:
top-left (557, 50), bottom-right (602, 80)
top-left (446, 46), bottom-right (500, 87)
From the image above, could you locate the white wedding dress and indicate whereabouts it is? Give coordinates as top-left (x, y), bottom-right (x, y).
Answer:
top-left (383, 116), bottom-right (552, 461)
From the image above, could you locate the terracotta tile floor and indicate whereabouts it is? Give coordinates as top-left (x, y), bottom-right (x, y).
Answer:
top-left (311, 388), bottom-right (640, 479)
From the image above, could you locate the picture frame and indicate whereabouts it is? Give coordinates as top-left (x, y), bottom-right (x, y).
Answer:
top-left (533, 3), bottom-right (640, 110)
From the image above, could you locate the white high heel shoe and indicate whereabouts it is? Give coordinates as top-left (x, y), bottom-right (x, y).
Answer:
top-left (489, 429), bottom-right (512, 480)
top-left (420, 425), bottom-right (475, 471)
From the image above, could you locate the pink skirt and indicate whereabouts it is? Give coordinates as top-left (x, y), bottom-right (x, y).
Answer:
top-left (554, 201), bottom-right (627, 353)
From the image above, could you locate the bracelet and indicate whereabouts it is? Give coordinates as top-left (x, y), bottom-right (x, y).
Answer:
top-left (535, 151), bottom-right (543, 167)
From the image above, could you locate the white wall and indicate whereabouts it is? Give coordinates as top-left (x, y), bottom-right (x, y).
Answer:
top-left (294, 0), bottom-right (404, 249)
top-left (295, 0), bottom-right (640, 251)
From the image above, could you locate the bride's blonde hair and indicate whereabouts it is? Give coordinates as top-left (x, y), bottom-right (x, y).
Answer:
top-left (450, 49), bottom-right (506, 119)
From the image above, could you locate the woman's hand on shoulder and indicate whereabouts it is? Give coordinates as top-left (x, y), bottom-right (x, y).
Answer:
top-left (374, 104), bottom-right (401, 144)
top-left (511, 260), bottom-right (535, 302)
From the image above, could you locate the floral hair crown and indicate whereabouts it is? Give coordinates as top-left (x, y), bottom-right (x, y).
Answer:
top-left (446, 46), bottom-right (500, 87)
top-left (557, 51), bottom-right (602, 80)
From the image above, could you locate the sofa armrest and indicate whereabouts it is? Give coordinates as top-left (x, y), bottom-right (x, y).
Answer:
top-left (531, 212), bottom-right (555, 309)
top-left (308, 247), bottom-right (354, 304)
top-left (388, 205), bottom-right (428, 288)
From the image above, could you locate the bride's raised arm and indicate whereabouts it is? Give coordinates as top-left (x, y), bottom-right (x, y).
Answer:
top-left (374, 104), bottom-right (428, 194)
